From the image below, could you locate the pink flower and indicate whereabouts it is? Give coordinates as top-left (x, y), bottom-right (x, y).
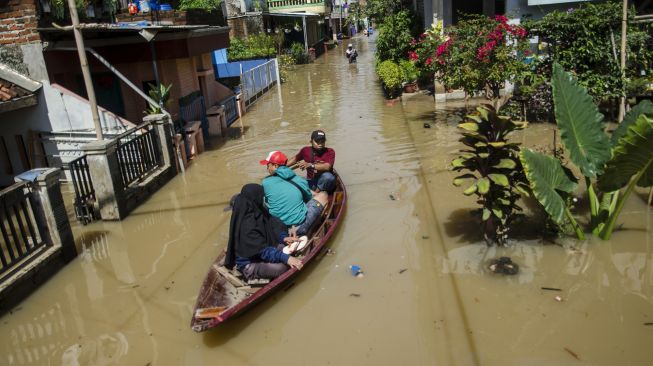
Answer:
top-left (408, 51), bottom-right (419, 61)
top-left (425, 56), bottom-right (432, 66)
top-left (495, 15), bottom-right (508, 24)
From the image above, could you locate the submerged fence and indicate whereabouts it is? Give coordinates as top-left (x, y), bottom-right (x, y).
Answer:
top-left (0, 182), bottom-right (48, 279)
top-left (68, 155), bottom-right (98, 225)
top-left (241, 59), bottom-right (278, 107)
top-left (116, 123), bottom-right (161, 188)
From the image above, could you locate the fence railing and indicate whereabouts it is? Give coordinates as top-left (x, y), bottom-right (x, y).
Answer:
top-left (242, 59), bottom-right (278, 108)
top-left (116, 123), bottom-right (160, 189)
top-left (67, 155), bottom-right (98, 225)
top-left (220, 95), bottom-right (238, 127)
top-left (267, 0), bottom-right (325, 8)
top-left (0, 182), bottom-right (48, 279)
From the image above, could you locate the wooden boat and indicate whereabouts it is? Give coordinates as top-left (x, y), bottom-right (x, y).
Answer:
top-left (190, 171), bottom-right (347, 332)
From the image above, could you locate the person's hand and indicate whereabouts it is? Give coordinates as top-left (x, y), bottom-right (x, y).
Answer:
top-left (283, 236), bottom-right (295, 245)
top-left (287, 256), bottom-right (303, 270)
top-left (297, 160), bottom-right (310, 170)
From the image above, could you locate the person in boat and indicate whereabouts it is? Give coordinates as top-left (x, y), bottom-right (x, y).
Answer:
top-left (260, 150), bottom-right (328, 236)
top-left (345, 44), bottom-right (357, 63)
top-left (224, 183), bottom-right (303, 280)
top-left (287, 130), bottom-right (336, 194)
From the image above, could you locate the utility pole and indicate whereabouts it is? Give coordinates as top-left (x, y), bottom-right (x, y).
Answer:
top-left (618, 0), bottom-right (628, 123)
top-left (67, 0), bottom-right (103, 140)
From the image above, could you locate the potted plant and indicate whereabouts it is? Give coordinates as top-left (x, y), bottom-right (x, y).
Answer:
top-left (400, 60), bottom-right (419, 93)
top-left (376, 60), bottom-right (403, 100)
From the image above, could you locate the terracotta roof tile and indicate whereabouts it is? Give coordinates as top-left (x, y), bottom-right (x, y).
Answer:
top-left (0, 79), bottom-right (30, 102)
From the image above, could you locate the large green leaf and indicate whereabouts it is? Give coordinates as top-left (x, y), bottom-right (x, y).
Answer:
top-left (552, 63), bottom-right (611, 178)
top-left (520, 149), bottom-right (578, 224)
top-left (598, 114), bottom-right (653, 192)
top-left (610, 100), bottom-right (653, 146)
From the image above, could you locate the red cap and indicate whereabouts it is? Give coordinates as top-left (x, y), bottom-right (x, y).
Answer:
top-left (259, 151), bottom-right (287, 165)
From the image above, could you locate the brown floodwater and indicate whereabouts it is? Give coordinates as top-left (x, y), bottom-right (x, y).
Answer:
top-left (1, 35), bottom-right (652, 365)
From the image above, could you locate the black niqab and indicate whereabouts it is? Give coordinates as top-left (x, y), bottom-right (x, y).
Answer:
top-left (224, 184), bottom-right (286, 269)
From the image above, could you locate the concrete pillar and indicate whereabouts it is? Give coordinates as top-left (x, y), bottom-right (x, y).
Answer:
top-left (30, 168), bottom-right (77, 262)
top-left (82, 139), bottom-right (125, 220)
top-left (143, 113), bottom-right (175, 169)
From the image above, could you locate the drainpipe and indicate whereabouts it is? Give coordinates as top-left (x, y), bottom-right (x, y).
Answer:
top-left (303, 16), bottom-right (308, 54)
top-left (66, 0), bottom-right (103, 140)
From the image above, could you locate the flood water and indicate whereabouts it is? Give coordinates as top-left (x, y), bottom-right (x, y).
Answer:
top-left (2, 35), bottom-right (652, 365)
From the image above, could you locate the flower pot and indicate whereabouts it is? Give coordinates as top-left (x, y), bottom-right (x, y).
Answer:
top-left (384, 96), bottom-right (400, 106)
top-left (403, 82), bottom-right (418, 93)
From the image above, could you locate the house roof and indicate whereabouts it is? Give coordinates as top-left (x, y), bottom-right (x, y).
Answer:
top-left (38, 23), bottom-right (230, 48)
top-left (262, 11), bottom-right (322, 18)
top-left (0, 63), bottom-right (42, 114)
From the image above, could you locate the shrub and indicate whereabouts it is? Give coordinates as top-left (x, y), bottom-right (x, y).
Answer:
top-left (376, 10), bottom-right (414, 63)
top-left (376, 60), bottom-right (403, 98)
top-left (289, 42), bottom-right (309, 64)
top-left (451, 105), bottom-right (529, 245)
top-left (227, 34), bottom-right (276, 61)
top-left (399, 60), bottom-right (418, 83)
top-left (278, 54), bottom-right (295, 83)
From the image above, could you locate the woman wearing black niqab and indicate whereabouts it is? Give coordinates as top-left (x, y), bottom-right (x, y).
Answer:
top-left (224, 184), bottom-right (303, 280)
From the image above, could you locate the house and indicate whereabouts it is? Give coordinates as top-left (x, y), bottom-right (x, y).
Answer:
top-left (0, 0), bottom-right (234, 186)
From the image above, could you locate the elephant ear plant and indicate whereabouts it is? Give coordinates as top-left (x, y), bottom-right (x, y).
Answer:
top-left (451, 105), bottom-right (529, 245)
top-left (520, 63), bottom-right (653, 240)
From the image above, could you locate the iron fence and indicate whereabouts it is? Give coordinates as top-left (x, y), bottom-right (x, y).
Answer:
top-left (68, 155), bottom-right (98, 225)
top-left (0, 182), bottom-right (48, 279)
top-left (242, 59), bottom-right (278, 108)
top-left (116, 123), bottom-right (160, 188)
top-left (220, 95), bottom-right (238, 127)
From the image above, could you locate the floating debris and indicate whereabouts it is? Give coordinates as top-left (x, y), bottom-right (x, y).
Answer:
top-left (423, 123), bottom-right (431, 128)
top-left (389, 193), bottom-right (397, 200)
top-left (399, 268), bottom-right (407, 274)
top-left (541, 287), bottom-right (562, 292)
top-left (350, 265), bottom-right (364, 277)
top-left (564, 347), bottom-right (580, 360)
top-left (488, 257), bottom-right (519, 275)
top-left (555, 295), bottom-right (563, 302)
top-left (325, 249), bottom-right (336, 256)
top-left (421, 235), bottom-right (430, 239)
top-left (644, 322), bottom-right (653, 326)
top-left (350, 293), bottom-right (361, 297)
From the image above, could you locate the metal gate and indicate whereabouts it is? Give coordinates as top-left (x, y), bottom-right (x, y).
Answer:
top-left (68, 155), bottom-right (99, 225)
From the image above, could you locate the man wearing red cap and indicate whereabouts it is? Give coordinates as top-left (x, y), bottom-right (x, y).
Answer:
top-left (260, 150), bottom-right (328, 236)
top-left (287, 130), bottom-right (336, 193)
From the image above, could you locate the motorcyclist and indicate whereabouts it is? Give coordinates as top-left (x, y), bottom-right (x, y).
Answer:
top-left (345, 44), bottom-right (358, 63)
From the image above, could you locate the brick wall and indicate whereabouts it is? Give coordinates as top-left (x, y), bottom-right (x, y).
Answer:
top-left (0, 0), bottom-right (40, 45)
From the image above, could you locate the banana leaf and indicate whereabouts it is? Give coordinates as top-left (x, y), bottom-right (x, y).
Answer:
top-left (610, 100), bottom-right (653, 146)
top-left (551, 63), bottom-right (611, 178)
top-left (520, 149), bottom-right (577, 224)
top-left (598, 114), bottom-right (653, 192)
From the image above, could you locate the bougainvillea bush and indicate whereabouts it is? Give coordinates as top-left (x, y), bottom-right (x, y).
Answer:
top-left (409, 15), bottom-right (530, 104)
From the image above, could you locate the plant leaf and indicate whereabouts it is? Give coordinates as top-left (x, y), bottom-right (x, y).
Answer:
top-left (493, 159), bottom-right (516, 169)
top-left (598, 114), bottom-right (653, 191)
top-left (520, 148), bottom-right (578, 224)
top-left (453, 174), bottom-right (477, 186)
top-left (488, 173), bottom-right (509, 186)
top-left (610, 100), bottom-right (653, 146)
top-left (477, 177), bottom-right (490, 194)
top-left (482, 208), bottom-right (491, 221)
top-left (463, 183), bottom-right (478, 196)
top-left (458, 122), bottom-right (479, 132)
top-left (552, 63), bottom-right (611, 178)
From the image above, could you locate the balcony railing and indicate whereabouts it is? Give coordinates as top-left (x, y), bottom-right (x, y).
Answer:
top-left (267, 0), bottom-right (326, 10)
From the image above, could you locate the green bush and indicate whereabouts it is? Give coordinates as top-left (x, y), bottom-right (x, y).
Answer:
top-left (399, 60), bottom-right (418, 83)
top-left (376, 60), bottom-right (403, 98)
top-left (227, 34), bottom-right (276, 61)
top-left (179, 0), bottom-right (222, 10)
top-left (289, 42), bottom-right (309, 64)
top-left (278, 54), bottom-right (295, 83)
top-left (376, 10), bottom-right (414, 63)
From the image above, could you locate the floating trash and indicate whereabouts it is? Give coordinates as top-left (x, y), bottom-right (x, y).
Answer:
top-left (488, 257), bottom-right (519, 275)
top-left (349, 265), bottom-right (364, 277)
